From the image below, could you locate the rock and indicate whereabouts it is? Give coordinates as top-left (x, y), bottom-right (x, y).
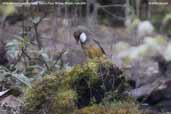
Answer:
top-left (141, 106), bottom-right (163, 114)
top-left (145, 80), bottom-right (171, 105)
top-left (130, 79), bottom-right (171, 112)
top-left (0, 95), bottom-right (23, 114)
top-left (128, 78), bottom-right (162, 101)
top-left (0, 90), bottom-right (9, 97)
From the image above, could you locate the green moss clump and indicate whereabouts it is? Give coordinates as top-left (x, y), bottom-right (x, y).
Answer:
top-left (52, 89), bottom-right (77, 114)
top-left (24, 59), bottom-right (136, 114)
top-left (24, 75), bottom-right (61, 112)
top-left (74, 101), bottom-right (142, 114)
top-left (68, 60), bottom-right (104, 107)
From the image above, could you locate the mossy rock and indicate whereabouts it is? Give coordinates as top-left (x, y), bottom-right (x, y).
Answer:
top-left (24, 59), bottom-right (135, 114)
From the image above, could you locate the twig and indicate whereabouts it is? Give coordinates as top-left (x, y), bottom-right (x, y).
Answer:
top-left (33, 57), bottom-right (50, 71)
top-left (29, 6), bottom-right (47, 50)
top-left (53, 48), bottom-right (66, 67)
top-left (21, 48), bottom-right (32, 60)
top-left (33, 23), bottom-right (42, 50)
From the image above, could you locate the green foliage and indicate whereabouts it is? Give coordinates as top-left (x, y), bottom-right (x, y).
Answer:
top-left (0, 4), bottom-right (16, 16)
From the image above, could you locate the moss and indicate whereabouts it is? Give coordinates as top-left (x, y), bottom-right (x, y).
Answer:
top-left (68, 60), bottom-right (103, 108)
top-left (74, 101), bottom-right (142, 114)
top-left (24, 75), bottom-right (61, 112)
top-left (52, 89), bottom-right (77, 114)
top-left (24, 59), bottom-right (135, 113)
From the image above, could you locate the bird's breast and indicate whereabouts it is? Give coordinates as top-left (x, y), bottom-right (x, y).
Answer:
top-left (81, 42), bottom-right (104, 59)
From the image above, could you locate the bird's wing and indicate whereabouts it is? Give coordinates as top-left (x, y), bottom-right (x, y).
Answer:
top-left (93, 39), bottom-right (106, 55)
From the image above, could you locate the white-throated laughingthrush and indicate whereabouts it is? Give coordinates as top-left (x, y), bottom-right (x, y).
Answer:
top-left (73, 28), bottom-right (106, 60)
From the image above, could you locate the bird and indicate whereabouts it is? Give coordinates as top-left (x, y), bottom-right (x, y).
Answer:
top-left (73, 27), bottom-right (126, 98)
top-left (73, 28), bottom-right (106, 60)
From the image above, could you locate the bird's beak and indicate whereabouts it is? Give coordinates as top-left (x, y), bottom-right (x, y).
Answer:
top-left (74, 36), bottom-right (79, 44)
top-left (76, 40), bottom-right (79, 44)
top-left (73, 31), bottom-right (80, 44)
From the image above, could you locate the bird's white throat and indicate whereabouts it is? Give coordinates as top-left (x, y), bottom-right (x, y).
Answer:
top-left (80, 32), bottom-right (87, 43)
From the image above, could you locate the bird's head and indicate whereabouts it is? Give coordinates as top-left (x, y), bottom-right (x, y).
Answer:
top-left (73, 30), bottom-right (87, 44)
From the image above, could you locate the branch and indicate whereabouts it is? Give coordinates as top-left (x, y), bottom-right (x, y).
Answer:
top-left (30, 8), bottom-right (47, 50)
top-left (53, 48), bottom-right (66, 67)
